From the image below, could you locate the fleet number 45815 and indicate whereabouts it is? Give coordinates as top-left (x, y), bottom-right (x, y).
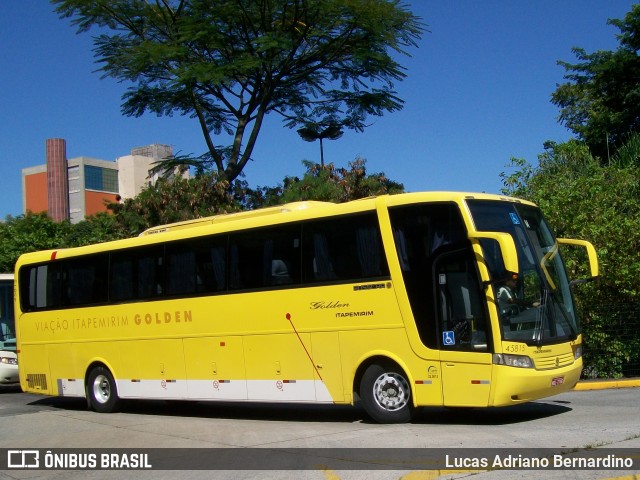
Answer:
top-left (504, 344), bottom-right (525, 353)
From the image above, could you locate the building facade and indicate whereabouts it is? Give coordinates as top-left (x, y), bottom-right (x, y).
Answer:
top-left (22, 139), bottom-right (182, 223)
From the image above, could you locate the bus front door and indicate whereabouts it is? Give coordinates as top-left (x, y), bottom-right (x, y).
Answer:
top-left (434, 249), bottom-right (493, 407)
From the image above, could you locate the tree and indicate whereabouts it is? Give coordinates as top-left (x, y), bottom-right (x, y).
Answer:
top-left (252, 157), bottom-right (404, 205)
top-left (502, 138), bottom-right (640, 301)
top-left (53, 0), bottom-right (425, 181)
top-left (107, 173), bottom-right (242, 235)
top-left (63, 212), bottom-right (129, 247)
top-left (501, 136), bottom-right (640, 378)
top-left (297, 123), bottom-right (343, 166)
top-left (0, 213), bottom-right (71, 273)
top-left (552, 4), bottom-right (640, 160)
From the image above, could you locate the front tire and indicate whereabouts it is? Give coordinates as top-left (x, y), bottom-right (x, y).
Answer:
top-left (87, 366), bottom-right (120, 413)
top-left (359, 363), bottom-right (413, 423)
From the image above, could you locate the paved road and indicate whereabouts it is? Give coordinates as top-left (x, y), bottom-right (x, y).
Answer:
top-left (0, 386), bottom-right (639, 480)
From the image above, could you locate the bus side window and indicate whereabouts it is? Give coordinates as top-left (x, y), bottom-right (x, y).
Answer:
top-left (309, 232), bottom-right (336, 281)
top-left (267, 228), bottom-right (300, 286)
top-left (229, 243), bottom-right (241, 290)
top-left (166, 237), bottom-right (228, 295)
top-left (210, 245), bottom-right (226, 291)
top-left (303, 214), bottom-right (389, 283)
top-left (166, 249), bottom-right (196, 295)
top-left (228, 233), bottom-right (266, 290)
top-left (110, 246), bottom-right (164, 301)
top-left (228, 225), bottom-right (300, 291)
top-left (67, 255), bottom-right (108, 306)
top-left (46, 264), bottom-right (66, 308)
top-left (20, 265), bottom-right (44, 311)
top-left (110, 256), bottom-right (133, 302)
top-left (137, 251), bottom-right (163, 298)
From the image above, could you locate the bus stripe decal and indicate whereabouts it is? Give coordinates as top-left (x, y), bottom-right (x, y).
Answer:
top-left (113, 379), bottom-right (334, 403)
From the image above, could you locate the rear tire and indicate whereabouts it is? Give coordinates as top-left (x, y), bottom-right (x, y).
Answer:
top-left (87, 366), bottom-right (120, 413)
top-left (359, 363), bottom-right (413, 423)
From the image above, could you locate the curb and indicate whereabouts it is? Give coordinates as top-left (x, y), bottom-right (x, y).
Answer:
top-left (573, 378), bottom-right (640, 391)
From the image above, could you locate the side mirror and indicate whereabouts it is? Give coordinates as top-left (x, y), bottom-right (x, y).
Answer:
top-left (469, 231), bottom-right (519, 277)
top-left (557, 238), bottom-right (599, 282)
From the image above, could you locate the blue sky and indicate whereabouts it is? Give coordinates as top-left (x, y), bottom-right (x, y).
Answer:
top-left (0, 1), bottom-right (635, 218)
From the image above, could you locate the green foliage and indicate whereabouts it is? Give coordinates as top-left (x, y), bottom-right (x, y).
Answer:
top-left (610, 131), bottom-right (640, 168)
top-left (108, 157), bottom-right (403, 235)
top-left (0, 212), bottom-right (133, 272)
top-left (581, 318), bottom-right (627, 379)
top-left (502, 138), bottom-right (640, 301)
top-left (63, 213), bottom-right (128, 247)
top-left (552, 4), bottom-right (640, 160)
top-left (501, 135), bottom-right (640, 377)
top-left (253, 157), bottom-right (404, 205)
top-left (53, 0), bottom-right (425, 182)
top-left (0, 213), bottom-right (71, 272)
top-left (108, 173), bottom-right (242, 235)
top-left (582, 305), bottom-right (640, 379)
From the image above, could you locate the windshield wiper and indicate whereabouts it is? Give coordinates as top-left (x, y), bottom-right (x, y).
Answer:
top-left (549, 287), bottom-right (578, 339)
top-left (533, 288), bottom-right (577, 346)
top-left (533, 289), bottom-right (549, 346)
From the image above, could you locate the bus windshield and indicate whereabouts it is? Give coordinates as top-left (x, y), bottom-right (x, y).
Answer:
top-left (0, 275), bottom-right (16, 352)
top-left (467, 200), bottom-right (578, 346)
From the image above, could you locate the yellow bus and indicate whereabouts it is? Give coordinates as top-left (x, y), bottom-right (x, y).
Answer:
top-left (14, 192), bottom-right (598, 423)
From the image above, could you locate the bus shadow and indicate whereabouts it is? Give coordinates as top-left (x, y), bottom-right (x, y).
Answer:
top-left (127, 399), bottom-right (364, 423)
top-left (27, 395), bottom-right (363, 423)
top-left (27, 395), bottom-right (571, 425)
top-left (412, 401), bottom-right (572, 425)
top-left (27, 395), bottom-right (87, 411)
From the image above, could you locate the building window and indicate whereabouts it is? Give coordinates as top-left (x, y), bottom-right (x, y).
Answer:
top-left (85, 165), bottom-right (118, 193)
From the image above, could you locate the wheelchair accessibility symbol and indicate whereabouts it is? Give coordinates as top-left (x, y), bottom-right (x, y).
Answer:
top-left (443, 331), bottom-right (456, 346)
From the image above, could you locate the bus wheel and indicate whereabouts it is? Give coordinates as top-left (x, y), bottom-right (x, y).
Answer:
top-left (87, 366), bottom-right (120, 413)
top-left (359, 363), bottom-right (413, 423)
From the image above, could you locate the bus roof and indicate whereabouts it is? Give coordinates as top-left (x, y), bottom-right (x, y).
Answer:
top-left (139, 200), bottom-right (334, 236)
top-left (139, 192), bottom-right (533, 236)
top-left (14, 192), bottom-right (534, 266)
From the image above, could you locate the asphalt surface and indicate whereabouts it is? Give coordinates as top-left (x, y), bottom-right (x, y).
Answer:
top-left (0, 380), bottom-right (639, 480)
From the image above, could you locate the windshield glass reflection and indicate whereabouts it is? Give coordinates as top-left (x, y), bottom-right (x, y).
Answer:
top-left (467, 200), bottom-right (579, 345)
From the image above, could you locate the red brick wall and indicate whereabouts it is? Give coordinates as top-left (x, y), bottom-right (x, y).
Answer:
top-left (46, 138), bottom-right (70, 221)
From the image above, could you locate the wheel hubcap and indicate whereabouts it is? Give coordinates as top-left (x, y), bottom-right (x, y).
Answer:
top-left (372, 372), bottom-right (409, 411)
top-left (92, 375), bottom-right (111, 404)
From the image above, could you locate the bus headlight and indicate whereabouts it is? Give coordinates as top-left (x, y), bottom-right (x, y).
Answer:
top-left (493, 353), bottom-right (533, 369)
top-left (572, 344), bottom-right (583, 360)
